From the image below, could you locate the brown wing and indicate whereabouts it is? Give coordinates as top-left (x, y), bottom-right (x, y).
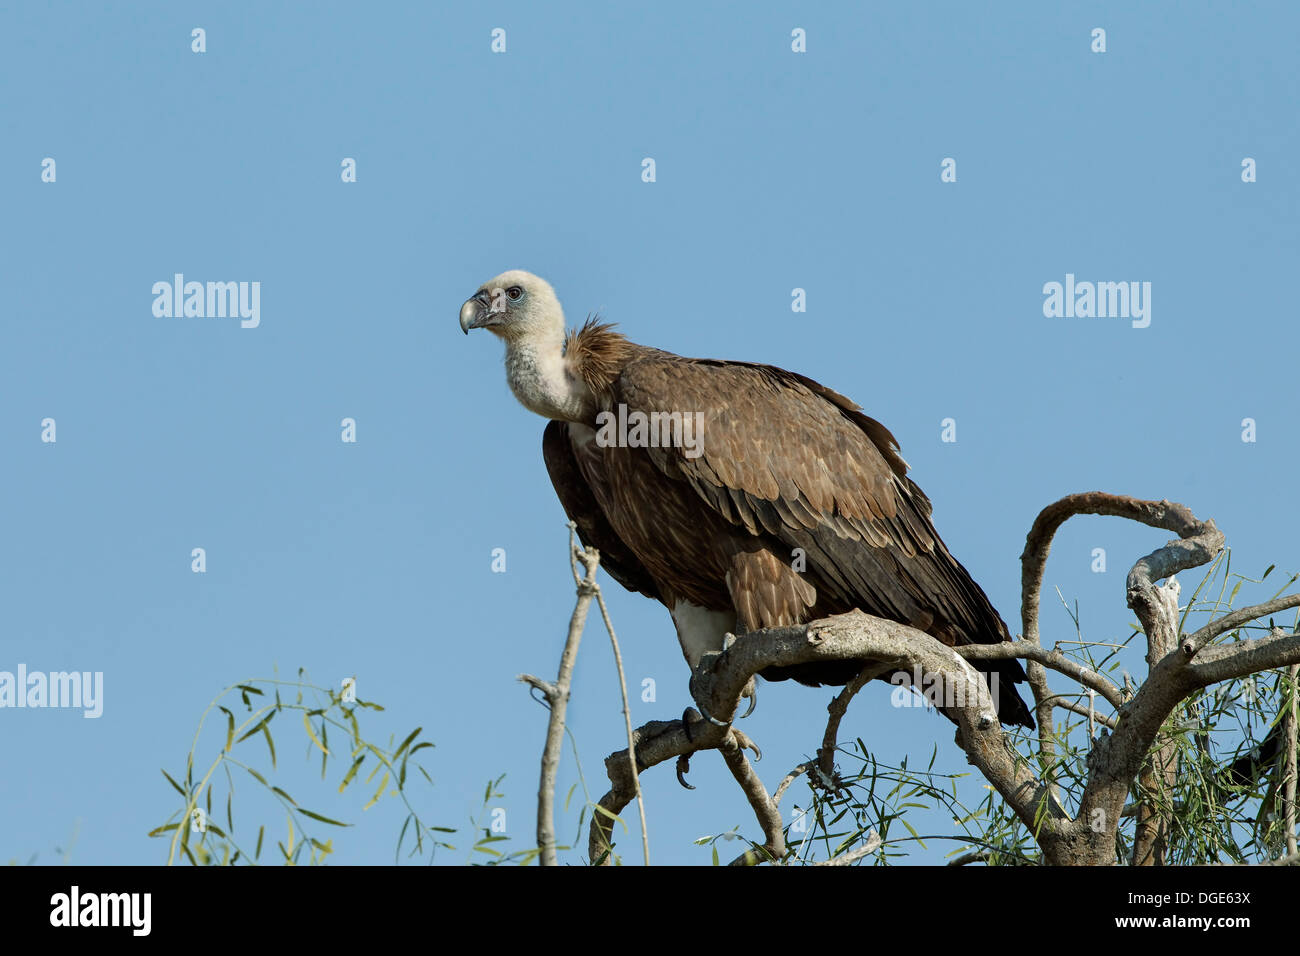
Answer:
top-left (612, 356), bottom-right (1033, 727)
top-left (542, 420), bottom-right (662, 602)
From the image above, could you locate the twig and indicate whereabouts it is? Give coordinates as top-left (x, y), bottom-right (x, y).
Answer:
top-left (1048, 695), bottom-right (1118, 730)
top-left (957, 642), bottom-right (1123, 709)
top-left (773, 762), bottom-right (812, 807)
top-left (519, 525), bottom-right (599, 866)
top-left (583, 544), bottom-right (652, 867)
top-left (819, 662), bottom-right (894, 778)
top-left (814, 829), bottom-right (882, 866)
top-left (720, 734), bottom-right (786, 866)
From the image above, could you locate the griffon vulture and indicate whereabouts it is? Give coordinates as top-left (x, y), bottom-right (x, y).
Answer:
top-left (460, 270), bottom-right (1033, 729)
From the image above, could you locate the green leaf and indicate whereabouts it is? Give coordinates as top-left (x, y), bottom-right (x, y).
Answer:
top-left (393, 727), bottom-right (422, 762)
top-left (147, 823), bottom-right (180, 838)
top-left (237, 684), bottom-right (264, 710)
top-left (396, 814), bottom-right (412, 861)
top-left (302, 713), bottom-right (330, 756)
top-left (297, 808), bottom-right (351, 827)
top-left (246, 767), bottom-right (268, 786)
top-left (339, 755), bottom-right (365, 794)
top-left (261, 723), bottom-right (276, 769)
top-left (363, 772), bottom-right (390, 811)
top-left (219, 706), bottom-right (235, 753)
top-left (255, 825), bottom-right (264, 860)
top-left (271, 786), bottom-right (297, 806)
top-left (236, 711), bottom-right (275, 744)
top-left (161, 769), bottom-right (187, 797)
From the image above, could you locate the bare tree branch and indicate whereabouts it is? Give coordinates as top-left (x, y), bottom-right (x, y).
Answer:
top-left (1019, 493), bottom-right (1222, 810)
top-left (583, 546), bottom-right (651, 866)
top-left (1183, 631), bottom-right (1300, 686)
top-left (1182, 594), bottom-right (1300, 657)
top-left (720, 734), bottom-right (786, 866)
top-left (819, 662), bottom-right (894, 779)
top-left (773, 762), bottom-right (812, 807)
top-left (1264, 850), bottom-right (1300, 866)
top-left (814, 829), bottom-right (882, 866)
top-left (521, 526), bottom-right (599, 866)
top-left (1047, 694), bottom-right (1118, 730)
top-left (957, 642), bottom-right (1123, 709)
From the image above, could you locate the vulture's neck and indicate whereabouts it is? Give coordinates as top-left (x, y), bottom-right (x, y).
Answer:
top-left (504, 321), bottom-right (637, 424)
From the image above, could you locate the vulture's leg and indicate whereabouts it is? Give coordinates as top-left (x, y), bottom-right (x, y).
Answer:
top-left (671, 601), bottom-right (757, 716)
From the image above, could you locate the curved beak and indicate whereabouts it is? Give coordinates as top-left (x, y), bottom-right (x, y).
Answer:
top-left (459, 291), bottom-right (494, 335)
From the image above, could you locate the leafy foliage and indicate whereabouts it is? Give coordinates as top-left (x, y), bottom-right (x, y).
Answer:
top-left (149, 669), bottom-right (454, 865)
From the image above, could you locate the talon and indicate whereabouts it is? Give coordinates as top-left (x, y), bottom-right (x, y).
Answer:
top-left (740, 677), bottom-right (758, 718)
top-left (731, 729), bottom-right (762, 761)
top-left (676, 754), bottom-right (695, 789)
top-left (698, 702), bottom-right (728, 728)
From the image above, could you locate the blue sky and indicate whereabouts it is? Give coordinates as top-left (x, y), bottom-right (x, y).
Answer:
top-left (2, 1), bottom-right (1297, 865)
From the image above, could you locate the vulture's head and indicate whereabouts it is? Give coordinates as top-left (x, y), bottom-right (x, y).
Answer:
top-left (458, 270), bottom-right (564, 344)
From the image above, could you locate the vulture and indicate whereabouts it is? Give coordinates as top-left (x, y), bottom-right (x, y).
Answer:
top-left (460, 270), bottom-right (1033, 729)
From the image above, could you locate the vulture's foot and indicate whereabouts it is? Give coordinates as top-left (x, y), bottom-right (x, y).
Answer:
top-left (690, 642), bottom-right (757, 721)
top-left (681, 706), bottom-right (704, 743)
top-left (728, 728), bottom-right (762, 762)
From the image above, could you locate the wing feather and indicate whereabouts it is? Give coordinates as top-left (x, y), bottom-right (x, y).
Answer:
top-left (612, 357), bottom-right (1012, 649)
top-left (542, 420), bottom-right (661, 601)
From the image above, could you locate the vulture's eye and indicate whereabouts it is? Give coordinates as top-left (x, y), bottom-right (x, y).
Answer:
top-left (506, 286), bottom-right (523, 300)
